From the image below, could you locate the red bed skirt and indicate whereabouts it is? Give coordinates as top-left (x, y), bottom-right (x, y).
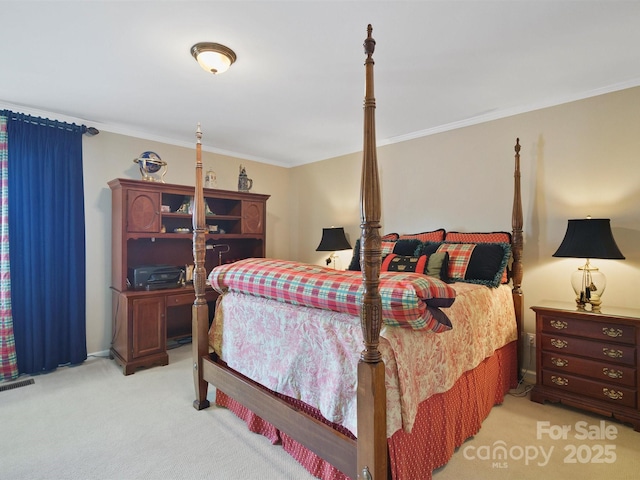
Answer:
top-left (215, 340), bottom-right (518, 480)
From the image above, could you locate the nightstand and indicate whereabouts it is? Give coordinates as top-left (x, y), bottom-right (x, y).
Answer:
top-left (531, 303), bottom-right (640, 431)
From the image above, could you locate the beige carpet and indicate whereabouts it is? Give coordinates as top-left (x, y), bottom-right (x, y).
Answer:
top-left (1, 344), bottom-right (638, 479)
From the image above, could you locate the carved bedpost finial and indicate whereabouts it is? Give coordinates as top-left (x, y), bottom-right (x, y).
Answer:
top-left (364, 24), bottom-right (375, 58)
top-left (196, 122), bottom-right (202, 145)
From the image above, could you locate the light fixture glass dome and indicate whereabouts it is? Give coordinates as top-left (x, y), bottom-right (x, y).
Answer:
top-left (190, 42), bottom-right (236, 75)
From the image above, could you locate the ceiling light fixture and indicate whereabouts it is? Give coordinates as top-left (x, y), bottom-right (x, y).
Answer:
top-left (190, 42), bottom-right (236, 75)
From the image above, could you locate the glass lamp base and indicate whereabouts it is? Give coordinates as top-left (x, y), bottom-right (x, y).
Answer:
top-left (571, 261), bottom-right (606, 312)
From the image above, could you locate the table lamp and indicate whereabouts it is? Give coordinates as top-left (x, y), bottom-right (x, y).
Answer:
top-left (316, 227), bottom-right (352, 269)
top-left (553, 217), bottom-right (625, 312)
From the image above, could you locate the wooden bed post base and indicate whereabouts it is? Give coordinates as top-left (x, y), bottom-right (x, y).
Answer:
top-left (357, 361), bottom-right (387, 479)
top-left (192, 303), bottom-right (210, 410)
top-left (512, 291), bottom-right (524, 376)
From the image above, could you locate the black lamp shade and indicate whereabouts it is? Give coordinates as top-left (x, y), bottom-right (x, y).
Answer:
top-left (553, 218), bottom-right (625, 260)
top-left (316, 227), bottom-right (352, 252)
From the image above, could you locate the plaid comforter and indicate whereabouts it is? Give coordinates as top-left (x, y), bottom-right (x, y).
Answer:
top-left (209, 258), bottom-right (456, 332)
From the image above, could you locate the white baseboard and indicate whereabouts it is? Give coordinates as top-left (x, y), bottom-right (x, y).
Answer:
top-left (88, 349), bottom-right (110, 358)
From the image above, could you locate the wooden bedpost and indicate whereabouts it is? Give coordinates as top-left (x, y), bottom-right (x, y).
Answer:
top-left (357, 24), bottom-right (387, 480)
top-left (192, 124), bottom-right (210, 410)
top-left (511, 138), bottom-right (524, 373)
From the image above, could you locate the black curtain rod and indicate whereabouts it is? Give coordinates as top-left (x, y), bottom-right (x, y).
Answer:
top-left (1, 109), bottom-right (99, 136)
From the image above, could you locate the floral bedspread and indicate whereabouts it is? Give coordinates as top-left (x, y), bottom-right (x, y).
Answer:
top-left (210, 282), bottom-right (516, 438)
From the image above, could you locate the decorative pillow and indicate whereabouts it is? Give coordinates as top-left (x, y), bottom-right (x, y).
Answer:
top-left (436, 242), bottom-right (511, 288)
top-left (380, 251), bottom-right (449, 281)
top-left (417, 241), bottom-right (443, 256)
top-left (425, 251), bottom-right (449, 281)
top-left (381, 241), bottom-right (396, 256)
top-left (382, 232), bottom-right (400, 241)
top-left (444, 231), bottom-right (511, 244)
top-left (398, 229), bottom-right (446, 243)
top-left (444, 231), bottom-right (511, 283)
top-left (392, 239), bottom-right (422, 256)
top-left (348, 238), bottom-right (421, 271)
top-left (381, 254), bottom-right (428, 273)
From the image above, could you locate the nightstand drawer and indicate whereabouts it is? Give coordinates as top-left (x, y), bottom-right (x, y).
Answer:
top-left (541, 333), bottom-right (636, 366)
top-left (540, 314), bottom-right (635, 345)
top-left (542, 371), bottom-right (636, 408)
top-left (542, 351), bottom-right (636, 387)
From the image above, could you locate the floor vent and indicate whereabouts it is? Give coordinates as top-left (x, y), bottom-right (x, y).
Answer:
top-left (0, 378), bottom-right (35, 392)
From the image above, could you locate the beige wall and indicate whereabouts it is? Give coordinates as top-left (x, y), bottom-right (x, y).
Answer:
top-left (291, 86), bottom-right (640, 364)
top-left (83, 86), bottom-right (640, 359)
top-left (82, 132), bottom-right (290, 354)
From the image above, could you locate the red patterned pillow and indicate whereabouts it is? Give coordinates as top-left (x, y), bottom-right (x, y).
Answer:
top-left (398, 229), bottom-right (446, 243)
top-left (381, 241), bottom-right (396, 257)
top-left (444, 231), bottom-right (511, 244)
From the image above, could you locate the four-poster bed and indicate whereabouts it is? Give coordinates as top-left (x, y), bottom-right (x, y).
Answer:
top-left (191, 25), bottom-right (524, 480)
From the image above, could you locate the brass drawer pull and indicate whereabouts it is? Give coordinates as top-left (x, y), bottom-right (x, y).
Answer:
top-left (551, 375), bottom-right (569, 386)
top-left (551, 357), bottom-right (569, 367)
top-left (602, 388), bottom-right (623, 400)
top-left (602, 348), bottom-right (623, 359)
top-left (550, 319), bottom-right (568, 330)
top-left (550, 338), bottom-right (568, 349)
top-left (602, 327), bottom-right (623, 338)
top-left (602, 368), bottom-right (623, 379)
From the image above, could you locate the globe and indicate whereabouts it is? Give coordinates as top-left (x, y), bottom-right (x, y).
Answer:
top-left (134, 151), bottom-right (168, 182)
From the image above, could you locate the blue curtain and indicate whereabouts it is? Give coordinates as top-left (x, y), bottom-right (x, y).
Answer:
top-left (4, 111), bottom-right (87, 374)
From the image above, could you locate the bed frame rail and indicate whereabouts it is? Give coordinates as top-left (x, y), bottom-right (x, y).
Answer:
top-left (202, 354), bottom-right (357, 478)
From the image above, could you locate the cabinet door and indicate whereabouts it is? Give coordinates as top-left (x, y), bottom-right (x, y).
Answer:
top-left (242, 200), bottom-right (264, 234)
top-left (131, 296), bottom-right (166, 358)
top-left (127, 189), bottom-right (161, 233)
